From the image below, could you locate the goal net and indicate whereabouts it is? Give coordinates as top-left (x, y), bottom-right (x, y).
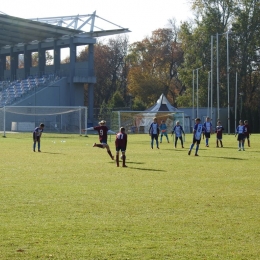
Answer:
top-left (110, 111), bottom-right (189, 134)
top-left (0, 106), bottom-right (87, 136)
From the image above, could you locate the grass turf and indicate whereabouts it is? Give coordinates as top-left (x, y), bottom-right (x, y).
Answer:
top-left (0, 133), bottom-right (260, 259)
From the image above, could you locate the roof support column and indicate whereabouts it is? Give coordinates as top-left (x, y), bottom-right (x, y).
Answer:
top-left (69, 37), bottom-right (76, 105)
top-left (24, 46), bottom-right (31, 79)
top-left (0, 55), bottom-right (6, 81)
top-left (10, 47), bottom-right (18, 80)
top-left (87, 43), bottom-right (95, 123)
top-left (38, 43), bottom-right (45, 77)
top-left (54, 41), bottom-right (61, 76)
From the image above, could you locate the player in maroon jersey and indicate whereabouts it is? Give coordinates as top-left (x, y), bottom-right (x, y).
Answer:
top-left (83, 120), bottom-right (115, 160)
top-left (115, 127), bottom-right (128, 167)
top-left (244, 120), bottom-right (251, 147)
top-left (215, 121), bottom-right (224, 147)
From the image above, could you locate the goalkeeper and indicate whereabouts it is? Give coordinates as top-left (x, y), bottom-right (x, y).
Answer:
top-left (159, 120), bottom-right (170, 143)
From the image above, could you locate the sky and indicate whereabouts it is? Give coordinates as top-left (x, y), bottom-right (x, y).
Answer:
top-left (0, 0), bottom-right (194, 43)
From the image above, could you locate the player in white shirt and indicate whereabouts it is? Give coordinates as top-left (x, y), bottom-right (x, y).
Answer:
top-left (203, 116), bottom-right (213, 147)
top-left (149, 117), bottom-right (160, 149)
top-left (172, 121), bottom-right (185, 148)
top-left (235, 120), bottom-right (246, 151)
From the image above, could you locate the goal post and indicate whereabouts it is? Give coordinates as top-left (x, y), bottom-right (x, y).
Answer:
top-left (110, 110), bottom-right (188, 134)
top-left (0, 106), bottom-right (87, 136)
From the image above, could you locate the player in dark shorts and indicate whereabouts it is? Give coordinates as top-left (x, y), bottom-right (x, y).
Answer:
top-left (115, 127), bottom-right (128, 167)
top-left (149, 117), bottom-right (160, 149)
top-left (215, 121), bottom-right (224, 147)
top-left (83, 120), bottom-right (115, 160)
top-left (33, 123), bottom-right (45, 152)
top-left (244, 120), bottom-right (251, 147)
top-left (235, 120), bottom-right (246, 151)
top-left (203, 116), bottom-right (212, 147)
top-left (188, 118), bottom-right (205, 156)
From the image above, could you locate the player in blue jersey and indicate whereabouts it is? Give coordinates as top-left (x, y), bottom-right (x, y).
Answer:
top-left (33, 123), bottom-right (45, 152)
top-left (203, 116), bottom-right (213, 147)
top-left (159, 120), bottom-right (170, 143)
top-left (188, 118), bottom-right (204, 156)
top-left (235, 120), bottom-right (246, 151)
top-left (172, 121), bottom-right (185, 148)
top-left (149, 117), bottom-right (160, 149)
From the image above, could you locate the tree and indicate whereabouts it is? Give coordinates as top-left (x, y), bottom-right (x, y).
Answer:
top-left (127, 28), bottom-right (184, 107)
top-left (109, 91), bottom-right (125, 108)
top-left (177, 0), bottom-right (260, 131)
top-left (80, 36), bottom-right (129, 108)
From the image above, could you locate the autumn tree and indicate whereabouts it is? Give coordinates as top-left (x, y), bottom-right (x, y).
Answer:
top-left (178, 0), bottom-right (260, 131)
top-left (127, 27), bottom-right (184, 107)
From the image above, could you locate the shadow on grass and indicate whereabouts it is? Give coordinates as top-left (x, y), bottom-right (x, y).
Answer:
top-left (110, 161), bottom-right (144, 165)
top-left (123, 166), bottom-right (166, 172)
top-left (110, 161), bottom-right (165, 172)
top-left (206, 155), bottom-right (247, 160)
top-left (39, 151), bottom-right (64, 155)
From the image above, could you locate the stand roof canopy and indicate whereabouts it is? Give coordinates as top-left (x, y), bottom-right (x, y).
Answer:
top-left (0, 12), bottom-right (130, 49)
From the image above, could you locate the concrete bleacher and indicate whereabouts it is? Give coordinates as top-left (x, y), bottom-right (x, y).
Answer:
top-left (0, 75), bottom-right (56, 107)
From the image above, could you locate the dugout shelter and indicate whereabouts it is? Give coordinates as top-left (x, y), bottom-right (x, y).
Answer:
top-left (0, 12), bottom-right (130, 125)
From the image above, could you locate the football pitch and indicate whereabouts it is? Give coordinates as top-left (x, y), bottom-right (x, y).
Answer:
top-left (1, 133), bottom-right (260, 259)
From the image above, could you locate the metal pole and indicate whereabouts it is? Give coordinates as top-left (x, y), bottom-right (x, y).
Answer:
top-left (235, 72), bottom-right (238, 132)
top-left (197, 68), bottom-right (199, 117)
top-left (211, 36), bottom-right (214, 121)
top-left (216, 33), bottom-right (220, 120)
top-left (79, 107), bottom-right (81, 135)
top-left (192, 70), bottom-right (195, 121)
top-left (227, 31), bottom-right (230, 134)
top-left (118, 111), bottom-right (121, 130)
top-left (207, 71), bottom-right (211, 116)
top-left (85, 107), bottom-right (88, 136)
top-left (3, 105), bottom-right (6, 137)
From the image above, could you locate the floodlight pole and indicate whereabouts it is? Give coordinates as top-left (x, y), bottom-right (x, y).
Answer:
top-left (226, 31), bottom-right (230, 134)
top-left (207, 71), bottom-right (211, 117)
top-left (192, 69), bottom-right (195, 122)
top-left (234, 72), bottom-right (238, 132)
top-left (210, 36), bottom-right (214, 121)
top-left (196, 66), bottom-right (203, 118)
top-left (197, 68), bottom-right (199, 118)
top-left (216, 33), bottom-right (220, 120)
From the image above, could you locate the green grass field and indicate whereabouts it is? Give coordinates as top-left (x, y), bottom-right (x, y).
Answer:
top-left (1, 132), bottom-right (260, 259)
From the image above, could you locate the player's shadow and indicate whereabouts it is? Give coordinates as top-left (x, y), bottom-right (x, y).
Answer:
top-left (125, 167), bottom-right (166, 172)
top-left (206, 155), bottom-right (247, 160)
top-left (110, 161), bottom-right (144, 165)
top-left (38, 151), bottom-right (63, 154)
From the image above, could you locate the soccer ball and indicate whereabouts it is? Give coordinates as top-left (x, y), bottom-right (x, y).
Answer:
top-left (120, 155), bottom-right (126, 160)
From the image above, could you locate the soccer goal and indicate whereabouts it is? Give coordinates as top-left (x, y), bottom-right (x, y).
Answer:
top-left (0, 106), bottom-right (87, 136)
top-left (110, 111), bottom-right (188, 134)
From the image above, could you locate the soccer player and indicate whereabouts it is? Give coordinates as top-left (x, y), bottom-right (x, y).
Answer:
top-left (172, 121), bottom-right (185, 148)
top-left (159, 120), bottom-right (169, 143)
top-left (83, 120), bottom-right (115, 160)
top-left (203, 116), bottom-right (212, 147)
top-left (215, 121), bottom-right (224, 147)
top-left (149, 117), bottom-right (160, 149)
top-left (188, 118), bottom-right (204, 156)
top-left (235, 120), bottom-right (246, 151)
top-left (33, 123), bottom-right (45, 152)
top-left (115, 127), bottom-right (128, 167)
top-left (244, 120), bottom-right (251, 147)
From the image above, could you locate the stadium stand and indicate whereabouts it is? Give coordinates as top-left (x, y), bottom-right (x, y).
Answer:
top-left (0, 74), bottom-right (57, 106)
